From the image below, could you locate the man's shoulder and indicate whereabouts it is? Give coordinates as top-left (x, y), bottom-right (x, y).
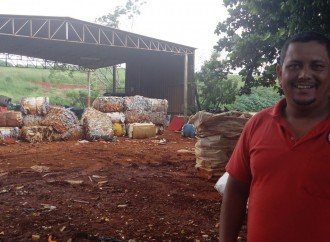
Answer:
top-left (246, 105), bottom-right (275, 127)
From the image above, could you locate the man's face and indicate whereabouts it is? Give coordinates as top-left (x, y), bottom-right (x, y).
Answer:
top-left (277, 41), bottom-right (330, 110)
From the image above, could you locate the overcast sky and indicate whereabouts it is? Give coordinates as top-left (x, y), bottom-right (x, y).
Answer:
top-left (0, 0), bottom-right (227, 70)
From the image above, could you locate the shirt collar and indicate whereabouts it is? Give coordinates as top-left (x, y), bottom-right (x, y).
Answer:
top-left (270, 97), bottom-right (286, 118)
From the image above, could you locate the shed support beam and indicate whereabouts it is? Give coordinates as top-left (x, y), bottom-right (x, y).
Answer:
top-left (87, 70), bottom-right (91, 107)
top-left (183, 53), bottom-right (188, 120)
top-left (113, 65), bottom-right (117, 93)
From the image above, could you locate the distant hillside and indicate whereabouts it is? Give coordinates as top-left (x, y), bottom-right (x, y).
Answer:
top-left (0, 66), bottom-right (126, 108)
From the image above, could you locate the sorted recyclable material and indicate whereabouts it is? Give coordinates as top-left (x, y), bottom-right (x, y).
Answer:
top-left (106, 112), bottom-right (125, 123)
top-left (0, 127), bottom-right (20, 140)
top-left (0, 111), bottom-right (23, 127)
top-left (82, 108), bottom-right (114, 141)
top-left (21, 126), bottom-right (61, 143)
top-left (61, 125), bottom-right (84, 141)
top-left (149, 98), bottom-right (168, 112)
top-left (124, 110), bottom-right (148, 123)
top-left (20, 97), bottom-right (49, 115)
top-left (92, 96), bottom-right (125, 112)
top-left (22, 115), bottom-right (45, 127)
top-left (41, 106), bottom-right (79, 133)
top-left (124, 95), bottom-right (151, 111)
top-left (146, 111), bottom-right (167, 125)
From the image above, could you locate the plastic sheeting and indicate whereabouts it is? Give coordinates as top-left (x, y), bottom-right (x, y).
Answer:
top-left (0, 111), bottom-right (23, 127)
top-left (20, 97), bottom-right (49, 115)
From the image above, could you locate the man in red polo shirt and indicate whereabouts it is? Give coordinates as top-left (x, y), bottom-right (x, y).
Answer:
top-left (219, 31), bottom-right (330, 242)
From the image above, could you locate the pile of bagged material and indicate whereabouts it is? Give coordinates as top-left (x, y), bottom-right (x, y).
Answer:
top-left (92, 95), bottom-right (168, 138)
top-left (189, 111), bottom-right (252, 179)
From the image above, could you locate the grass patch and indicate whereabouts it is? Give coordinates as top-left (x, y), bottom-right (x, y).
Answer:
top-left (0, 66), bottom-right (126, 107)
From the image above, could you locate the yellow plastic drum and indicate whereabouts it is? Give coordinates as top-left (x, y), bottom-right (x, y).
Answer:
top-left (113, 123), bottom-right (125, 137)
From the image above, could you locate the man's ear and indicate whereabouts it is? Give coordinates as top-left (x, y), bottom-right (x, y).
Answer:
top-left (276, 64), bottom-right (283, 88)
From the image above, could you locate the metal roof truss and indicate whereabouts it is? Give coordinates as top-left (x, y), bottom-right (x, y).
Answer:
top-left (0, 16), bottom-right (194, 55)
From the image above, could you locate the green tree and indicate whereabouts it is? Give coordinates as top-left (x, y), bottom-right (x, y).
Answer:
top-left (94, 0), bottom-right (145, 93)
top-left (227, 86), bottom-right (281, 112)
top-left (65, 90), bottom-right (99, 108)
top-left (215, 0), bottom-right (330, 94)
top-left (196, 52), bottom-right (239, 111)
top-left (95, 0), bottom-right (146, 28)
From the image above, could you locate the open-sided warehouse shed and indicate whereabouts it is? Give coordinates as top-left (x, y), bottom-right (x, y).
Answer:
top-left (0, 14), bottom-right (196, 114)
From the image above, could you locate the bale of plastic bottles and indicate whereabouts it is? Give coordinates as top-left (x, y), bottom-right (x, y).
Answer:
top-left (20, 97), bottom-right (49, 115)
top-left (82, 108), bottom-right (114, 141)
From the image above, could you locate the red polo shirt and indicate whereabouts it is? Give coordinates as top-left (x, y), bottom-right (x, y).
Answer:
top-left (226, 98), bottom-right (330, 242)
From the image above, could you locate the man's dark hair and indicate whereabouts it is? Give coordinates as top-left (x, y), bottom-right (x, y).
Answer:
top-left (279, 31), bottom-right (330, 66)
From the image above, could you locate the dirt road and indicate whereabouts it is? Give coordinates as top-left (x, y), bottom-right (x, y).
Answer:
top-left (0, 131), bottom-right (225, 241)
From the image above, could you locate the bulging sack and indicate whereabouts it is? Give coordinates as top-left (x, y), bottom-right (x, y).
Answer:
top-left (214, 172), bottom-right (229, 196)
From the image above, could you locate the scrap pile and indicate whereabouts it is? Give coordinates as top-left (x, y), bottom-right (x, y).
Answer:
top-left (20, 97), bottom-right (82, 142)
top-left (0, 95), bottom-right (168, 143)
top-left (92, 95), bottom-right (168, 139)
top-left (189, 111), bottom-right (252, 179)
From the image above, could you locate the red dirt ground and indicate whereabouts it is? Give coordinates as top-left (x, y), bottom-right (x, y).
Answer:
top-left (0, 130), bottom-right (240, 241)
top-left (35, 82), bottom-right (87, 90)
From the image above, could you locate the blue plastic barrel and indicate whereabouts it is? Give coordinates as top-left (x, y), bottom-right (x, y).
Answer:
top-left (181, 123), bottom-right (196, 138)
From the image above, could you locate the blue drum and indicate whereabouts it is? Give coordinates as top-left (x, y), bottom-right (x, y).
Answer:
top-left (181, 123), bottom-right (196, 138)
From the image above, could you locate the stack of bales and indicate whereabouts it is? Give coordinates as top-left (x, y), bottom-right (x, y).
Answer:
top-left (92, 95), bottom-right (168, 138)
top-left (92, 96), bottom-right (125, 137)
top-left (0, 111), bottom-right (22, 142)
top-left (189, 111), bottom-right (251, 179)
top-left (20, 97), bottom-right (81, 143)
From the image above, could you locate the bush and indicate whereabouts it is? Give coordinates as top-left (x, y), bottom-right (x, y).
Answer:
top-left (226, 86), bottom-right (281, 112)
